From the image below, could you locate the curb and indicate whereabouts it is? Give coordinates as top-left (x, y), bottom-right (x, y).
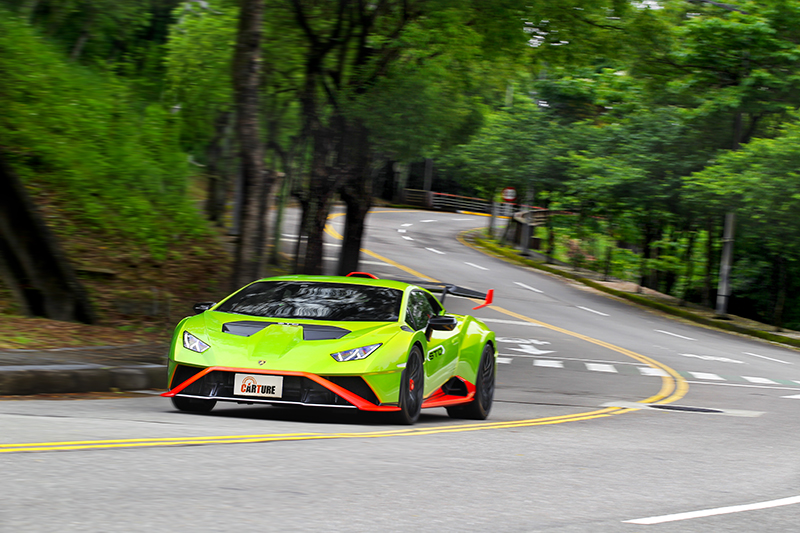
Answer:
top-left (0, 364), bottom-right (167, 395)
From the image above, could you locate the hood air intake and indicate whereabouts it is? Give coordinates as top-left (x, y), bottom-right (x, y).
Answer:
top-left (222, 321), bottom-right (350, 340)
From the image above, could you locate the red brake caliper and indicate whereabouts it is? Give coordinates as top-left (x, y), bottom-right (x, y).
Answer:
top-left (409, 379), bottom-right (415, 391)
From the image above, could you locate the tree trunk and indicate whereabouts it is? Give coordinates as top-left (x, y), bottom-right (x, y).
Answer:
top-left (69, 13), bottom-right (94, 62)
top-left (680, 229), bottom-right (697, 306)
top-left (702, 217), bottom-right (715, 307)
top-left (205, 111), bottom-right (232, 225)
top-left (603, 218), bottom-right (614, 281)
top-left (545, 199), bottom-right (555, 264)
top-left (230, 0), bottom-right (269, 290)
top-left (773, 256), bottom-right (787, 332)
top-left (338, 191), bottom-right (370, 276)
top-left (20, 0), bottom-right (40, 22)
top-left (268, 171), bottom-right (290, 266)
top-left (0, 152), bottom-right (95, 323)
top-left (337, 132), bottom-right (372, 276)
top-left (299, 125), bottom-right (340, 275)
top-left (640, 220), bottom-right (660, 290)
top-left (301, 192), bottom-right (332, 275)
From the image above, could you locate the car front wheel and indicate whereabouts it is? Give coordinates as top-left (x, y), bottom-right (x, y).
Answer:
top-left (394, 345), bottom-right (424, 425)
top-left (171, 396), bottom-right (217, 413)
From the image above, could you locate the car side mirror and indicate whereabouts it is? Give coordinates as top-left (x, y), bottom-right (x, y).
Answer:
top-left (193, 302), bottom-right (216, 314)
top-left (428, 315), bottom-right (457, 331)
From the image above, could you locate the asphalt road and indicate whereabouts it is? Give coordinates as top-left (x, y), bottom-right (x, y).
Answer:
top-left (2, 207), bottom-right (799, 532)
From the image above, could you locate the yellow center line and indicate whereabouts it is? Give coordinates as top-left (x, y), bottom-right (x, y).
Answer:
top-left (1, 211), bottom-right (687, 453)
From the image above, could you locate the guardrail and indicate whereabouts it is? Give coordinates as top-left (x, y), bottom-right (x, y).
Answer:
top-left (404, 189), bottom-right (542, 219)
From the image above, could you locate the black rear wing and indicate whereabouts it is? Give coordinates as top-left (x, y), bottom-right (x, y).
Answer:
top-left (396, 279), bottom-right (494, 310)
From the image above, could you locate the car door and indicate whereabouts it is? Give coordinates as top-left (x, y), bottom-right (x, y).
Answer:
top-left (405, 290), bottom-right (459, 392)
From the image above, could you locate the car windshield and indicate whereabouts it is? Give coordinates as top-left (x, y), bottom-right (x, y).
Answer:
top-left (216, 281), bottom-right (403, 321)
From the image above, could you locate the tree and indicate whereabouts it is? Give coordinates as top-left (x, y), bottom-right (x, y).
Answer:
top-left (230, 0), bottom-right (271, 288)
top-left (688, 117), bottom-right (800, 328)
top-left (0, 152), bottom-right (95, 323)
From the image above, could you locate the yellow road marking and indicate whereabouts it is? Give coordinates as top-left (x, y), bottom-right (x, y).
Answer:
top-left (0, 211), bottom-right (687, 453)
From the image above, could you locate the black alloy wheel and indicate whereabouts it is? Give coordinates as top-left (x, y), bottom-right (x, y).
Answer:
top-left (171, 396), bottom-right (217, 413)
top-left (446, 343), bottom-right (495, 420)
top-left (394, 345), bottom-right (424, 425)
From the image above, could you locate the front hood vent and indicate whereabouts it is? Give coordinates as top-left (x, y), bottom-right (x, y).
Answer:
top-left (222, 321), bottom-right (350, 340)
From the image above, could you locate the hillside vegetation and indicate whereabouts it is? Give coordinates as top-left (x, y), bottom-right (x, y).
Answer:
top-left (0, 9), bottom-right (229, 347)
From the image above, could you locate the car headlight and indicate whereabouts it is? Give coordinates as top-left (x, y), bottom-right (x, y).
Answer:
top-left (183, 331), bottom-right (210, 353)
top-left (330, 343), bottom-right (381, 362)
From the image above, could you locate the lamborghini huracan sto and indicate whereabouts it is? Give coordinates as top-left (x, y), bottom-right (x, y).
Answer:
top-left (162, 273), bottom-right (496, 424)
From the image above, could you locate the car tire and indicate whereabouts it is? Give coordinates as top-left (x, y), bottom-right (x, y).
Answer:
top-left (171, 396), bottom-right (217, 413)
top-left (394, 345), bottom-right (424, 425)
top-left (447, 343), bottom-right (495, 420)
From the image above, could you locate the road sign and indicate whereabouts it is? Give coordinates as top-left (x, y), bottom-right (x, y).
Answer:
top-left (501, 187), bottom-right (516, 202)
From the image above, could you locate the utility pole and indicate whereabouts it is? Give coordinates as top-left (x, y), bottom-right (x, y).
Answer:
top-left (715, 212), bottom-right (736, 317)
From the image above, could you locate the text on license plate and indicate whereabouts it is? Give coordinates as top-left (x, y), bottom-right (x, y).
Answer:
top-left (234, 373), bottom-right (283, 398)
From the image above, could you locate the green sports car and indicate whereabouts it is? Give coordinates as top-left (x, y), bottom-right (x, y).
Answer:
top-left (162, 273), bottom-right (496, 424)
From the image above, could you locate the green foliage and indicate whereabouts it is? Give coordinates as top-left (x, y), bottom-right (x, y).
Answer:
top-left (164, 1), bottom-right (237, 153)
top-left (0, 10), bottom-right (205, 260)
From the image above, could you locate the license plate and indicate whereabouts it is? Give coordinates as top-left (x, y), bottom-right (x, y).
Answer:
top-left (234, 373), bottom-right (283, 398)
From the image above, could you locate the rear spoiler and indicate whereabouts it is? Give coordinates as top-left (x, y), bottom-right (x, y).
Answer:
top-left (346, 272), bottom-right (493, 310)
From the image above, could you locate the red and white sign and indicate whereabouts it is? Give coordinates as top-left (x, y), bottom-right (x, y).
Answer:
top-left (501, 187), bottom-right (517, 202)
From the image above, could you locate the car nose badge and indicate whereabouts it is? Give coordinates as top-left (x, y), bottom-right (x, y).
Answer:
top-left (258, 360), bottom-right (266, 366)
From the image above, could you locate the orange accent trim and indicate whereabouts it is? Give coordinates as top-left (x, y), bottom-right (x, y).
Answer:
top-left (472, 288), bottom-right (494, 310)
top-left (161, 366), bottom-right (401, 412)
top-left (421, 377), bottom-right (476, 408)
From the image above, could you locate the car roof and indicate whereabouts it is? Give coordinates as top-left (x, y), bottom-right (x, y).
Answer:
top-left (250, 274), bottom-right (419, 292)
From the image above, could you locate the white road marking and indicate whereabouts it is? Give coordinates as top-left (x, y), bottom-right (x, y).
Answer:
top-left (421, 219), bottom-right (437, 223)
top-left (577, 306), bottom-right (609, 316)
top-left (465, 262), bottom-right (489, 271)
top-left (655, 330), bottom-right (696, 341)
top-left (603, 402), bottom-right (763, 418)
top-left (479, 318), bottom-right (543, 327)
top-left (282, 234), bottom-right (299, 238)
top-left (688, 372), bottom-right (725, 381)
top-left (401, 223), bottom-right (413, 227)
top-left (499, 354), bottom-right (642, 367)
top-left (451, 218), bottom-right (473, 221)
top-left (496, 337), bottom-right (551, 345)
top-left (681, 353), bottom-right (745, 364)
top-left (397, 229), bottom-right (407, 233)
top-left (782, 394), bottom-right (800, 399)
top-left (513, 281), bottom-right (543, 293)
top-left (425, 247), bottom-right (445, 255)
top-left (534, 360), bottom-right (564, 368)
top-left (687, 381), bottom-right (800, 391)
top-left (323, 242), bottom-right (341, 247)
top-left (497, 357), bottom-right (513, 364)
top-left (639, 367), bottom-right (669, 377)
top-left (586, 363), bottom-right (617, 373)
top-left (402, 236), bottom-right (414, 241)
top-left (742, 376), bottom-right (778, 385)
top-left (743, 352), bottom-right (793, 365)
top-left (624, 495), bottom-right (800, 525)
top-left (510, 345), bottom-right (555, 356)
